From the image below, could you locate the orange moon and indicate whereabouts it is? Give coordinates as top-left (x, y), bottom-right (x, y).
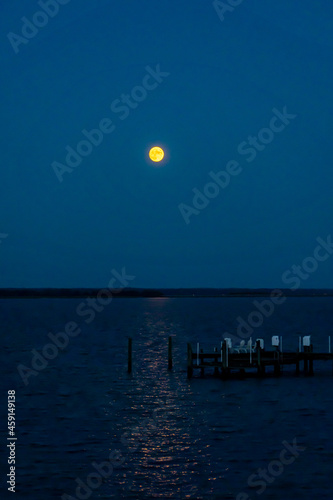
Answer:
top-left (149, 146), bottom-right (164, 162)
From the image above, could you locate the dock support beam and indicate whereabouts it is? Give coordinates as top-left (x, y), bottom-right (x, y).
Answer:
top-left (168, 336), bottom-right (172, 370)
top-left (309, 344), bottom-right (314, 376)
top-left (221, 340), bottom-right (228, 379)
top-left (256, 340), bottom-right (263, 376)
top-left (296, 349), bottom-right (300, 376)
top-left (127, 337), bottom-right (132, 374)
top-left (304, 345), bottom-right (309, 374)
top-left (274, 349), bottom-right (281, 376)
top-left (214, 347), bottom-right (219, 376)
top-left (187, 343), bottom-right (193, 379)
top-left (200, 349), bottom-right (204, 377)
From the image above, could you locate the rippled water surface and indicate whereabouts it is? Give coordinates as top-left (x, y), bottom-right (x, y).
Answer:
top-left (1, 297), bottom-right (333, 499)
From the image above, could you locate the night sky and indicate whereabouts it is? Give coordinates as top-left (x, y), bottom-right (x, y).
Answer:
top-left (1, 0), bottom-right (332, 288)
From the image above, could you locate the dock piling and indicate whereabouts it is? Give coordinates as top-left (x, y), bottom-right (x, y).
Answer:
top-left (214, 347), bottom-right (219, 376)
top-left (304, 346), bottom-right (309, 374)
top-left (274, 348), bottom-right (281, 376)
top-left (221, 340), bottom-right (229, 379)
top-left (303, 336), bottom-right (311, 374)
top-left (187, 343), bottom-right (193, 379)
top-left (168, 336), bottom-right (173, 370)
top-left (250, 337), bottom-right (252, 365)
top-left (256, 340), bottom-right (263, 376)
top-left (296, 341), bottom-right (300, 375)
top-left (200, 348), bottom-right (204, 377)
top-left (185, 337), bottom-right (333, 380)
top-left (127, 337), bottom-right (132, 374)
top-left (309, 344), bottom-right (314, 376)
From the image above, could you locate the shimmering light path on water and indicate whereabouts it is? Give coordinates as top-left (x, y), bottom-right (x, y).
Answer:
top-left (1, 297), bottom-right (333, 498)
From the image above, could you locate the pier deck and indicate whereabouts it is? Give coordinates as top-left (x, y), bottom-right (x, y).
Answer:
top-left (187, 339), bottom-right (333, 379)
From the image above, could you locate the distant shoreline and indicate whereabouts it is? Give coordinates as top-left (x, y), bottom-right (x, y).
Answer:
top-left (0, 288), bottom-right (332, 298)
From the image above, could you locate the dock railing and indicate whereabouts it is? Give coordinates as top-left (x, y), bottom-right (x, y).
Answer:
top-left (186, 335), bottom-right (333, 379)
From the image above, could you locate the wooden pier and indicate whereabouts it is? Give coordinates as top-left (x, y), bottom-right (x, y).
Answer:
top-left (187, 336), bottom-right (333, 379)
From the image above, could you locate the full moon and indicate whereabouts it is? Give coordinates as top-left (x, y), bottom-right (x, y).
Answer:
top-left (149, 146), bottom-right (164, 162)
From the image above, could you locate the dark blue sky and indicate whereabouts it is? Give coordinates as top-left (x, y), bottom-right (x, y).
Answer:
top-left (1, 0), bottom-right (332, 288)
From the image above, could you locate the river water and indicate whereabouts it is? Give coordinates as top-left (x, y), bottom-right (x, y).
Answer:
top-left (1, 297), bottom-right (333, 499)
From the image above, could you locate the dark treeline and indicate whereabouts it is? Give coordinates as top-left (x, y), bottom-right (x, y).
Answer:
top-left (0, 288), bottom-right (332, 298)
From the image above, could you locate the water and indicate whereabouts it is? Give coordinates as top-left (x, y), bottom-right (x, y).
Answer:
top-left (1, 297), bottom-right (333, 499)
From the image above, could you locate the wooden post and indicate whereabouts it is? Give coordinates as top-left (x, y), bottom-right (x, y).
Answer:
top-left (274, 348), bottom-right (280, 376)
top-left (187, 343), bottom-right (193, 379)
top-left (296, 341), bottom-right (300, 375)
top-left (200, 348), bottom-right (204, 377)
top-left (214, 347), bottom-right (218, 376)
top-left (304, 345), bottom-right (308, 374)
top-left (127, 337), bottom-right (132, 374)
top-left (222, 341), bottom-right (227, 370)
top-left (168, 336), bottom-right (172, 370)
top-left (250, 337), bottom-right (252, 365)
top-left (256, 340), bottom-right (262, 376)
top-left (221, 340), bottom-right (228, 379)
top-left (309, 344), bottom-right (314, 376)
top-left (329, 337), bottom-right (333, 376)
